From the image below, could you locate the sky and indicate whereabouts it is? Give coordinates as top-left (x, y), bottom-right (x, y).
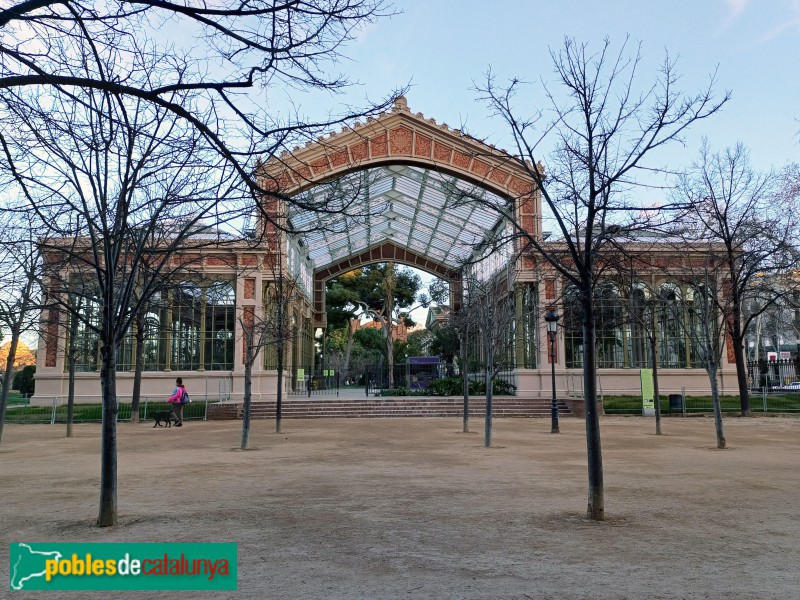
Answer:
top-left (292, 0), bottom-right (798, 174)
top-left (298, 0), bottom-right (799, 323)
top-left (6, 0), bottom-right (795, 350)
top-left (24, 1), bottom-right (798, 338)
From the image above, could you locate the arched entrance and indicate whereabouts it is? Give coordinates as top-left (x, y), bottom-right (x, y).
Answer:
top-left (258, 95), bottom-right (540, 318)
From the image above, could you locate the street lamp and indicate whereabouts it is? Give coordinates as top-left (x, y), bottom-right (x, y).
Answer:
top-left (545, 310), bottom-right (560, 434)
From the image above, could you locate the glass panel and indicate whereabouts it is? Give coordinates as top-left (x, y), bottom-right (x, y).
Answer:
top-left (69, 295), bottom-right (101, 372)
top-left (658, 283), bottom-right (687, 368)
top-left (204, 281), bottom-right (235, 370)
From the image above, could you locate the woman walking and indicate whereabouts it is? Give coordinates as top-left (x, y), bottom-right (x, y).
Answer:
top-left (167, 377), bottom-right (189, 427)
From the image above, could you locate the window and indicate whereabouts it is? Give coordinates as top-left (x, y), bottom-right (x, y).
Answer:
top-left (204, 281), bottom-right (235, 370)
top-left (69, 295), bottom-right (101, 372)
top-left (564, 281), bottom-right (655, 369)
top-left (595, 283), bottom-right (624, 368)
top-left (70, 280), bottom-right (236, 373)
top-left (171, 282), bottom-right (203, 370)
top-left (521, 283), bottom-right (538, 368)
top-left (657, 283), bottom-right (688, 368)
top-left (628, 284), bottom-right (653, 368)
top-left (564, 285), bottom-right (584, 369)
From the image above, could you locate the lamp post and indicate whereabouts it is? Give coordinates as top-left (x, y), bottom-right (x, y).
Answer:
top-left (545, 311), bottom-right (560, 434)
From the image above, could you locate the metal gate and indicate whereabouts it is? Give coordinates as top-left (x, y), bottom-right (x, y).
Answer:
top-left (362, 360), bottom-right (516, 397)
top-left (288, 366), bottom-right (341, 396)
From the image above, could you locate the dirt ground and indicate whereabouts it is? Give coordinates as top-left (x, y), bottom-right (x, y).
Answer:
top-left (1, 415), bottom-right (799, 600)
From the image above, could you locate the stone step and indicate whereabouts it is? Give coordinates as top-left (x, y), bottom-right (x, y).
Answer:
top-left (208, 398), bottom-right (572, 420)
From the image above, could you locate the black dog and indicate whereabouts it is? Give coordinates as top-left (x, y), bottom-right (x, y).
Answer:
top-left (153, 410), bottom-right (177, 428)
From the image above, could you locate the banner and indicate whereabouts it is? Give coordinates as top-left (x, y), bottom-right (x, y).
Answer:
top-left (9, 543), bottom-right (237, 591)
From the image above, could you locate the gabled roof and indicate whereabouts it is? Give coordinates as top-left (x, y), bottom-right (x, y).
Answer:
top-left (259, 97), bottom-right (540, 275)
top-left (288, 164), bottom-right (507, 270)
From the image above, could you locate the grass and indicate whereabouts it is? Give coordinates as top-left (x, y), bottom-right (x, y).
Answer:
top-left (603, 393), bottom-right (800, 414)
top-left (6, 392), bottom-right (29, 405)
top-left (4, 400), bottom-right (209, 423)
top-left (7, 394), bottom-right (799, 424)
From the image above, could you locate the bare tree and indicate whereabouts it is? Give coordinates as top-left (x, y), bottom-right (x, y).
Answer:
top-left (681, 257), bottom-right (728, 448)
top-left (474, 37), bottom-right (729, 519)
top-left (677, 143), bottom-right (798, 416)
top-left (0, 1), bottom-right (396, 528)
top-left (445, 292), bottom-right (473, 434)
top-left (261, 235), bottom-right (302, 436)
top-left (238, 294), bottom-right (283, 450)
top-left (628, 282), bottom-right (664, 435)
top-left (459, 265), bottom-right (516, 448)
top-left (0, 208), bottom-right (41, 443)
top-left (1, 70), bottom-right (249, 527)
top-left (0, 1), bottom-right (396, 200)
top-left (602, 251), bottom-right (666, 435)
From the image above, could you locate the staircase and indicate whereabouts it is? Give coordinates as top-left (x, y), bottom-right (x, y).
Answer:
top-left (208, 397), bottom-right (573, 420)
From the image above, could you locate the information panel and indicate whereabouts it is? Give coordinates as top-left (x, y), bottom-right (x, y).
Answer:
top-left (641, 369), bottom-right (655, 416)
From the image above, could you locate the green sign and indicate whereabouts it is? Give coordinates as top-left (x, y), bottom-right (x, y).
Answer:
top-left (9, 543), bottom-right (237, 591)
top-left (640, 369), bottom-right (654, 415)
top-left (297, 368), bottom-right (305, 380)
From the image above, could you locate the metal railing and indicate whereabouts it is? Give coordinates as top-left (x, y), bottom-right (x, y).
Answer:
top-left (603, 386), bottom-right (800, 414)
top-left (746, 358), bottom-right (800, 390)
top-left (289, 369), bottom-right (341, 396)
top-left (362, 362), bottom-right (517, 397)
top-left (3, 395), bottom-right (229, 425)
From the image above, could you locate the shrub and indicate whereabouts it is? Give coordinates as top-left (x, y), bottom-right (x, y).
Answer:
top-left (13, 365), bottom-right (36, 396)
top-left (429, 377), bottom-right (463, 396)
top-left (428, 377), bottom-right (517, 396)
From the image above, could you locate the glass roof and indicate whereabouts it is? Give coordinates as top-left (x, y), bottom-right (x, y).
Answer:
top-left (287, 165), bottom-right (509, 271)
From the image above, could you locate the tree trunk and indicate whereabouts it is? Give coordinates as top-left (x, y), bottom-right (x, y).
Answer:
top-left (130, 312), bottom-right (146, 424)
top-left (275, 265), bottom-right (287, 434)
top-left (385, 263), bottom-right (395, 390)
top-left (708, 362), bottom-right (726, 449)
top-left (66, 310), bottom-right (78, 438)
top-left (728, 265), bottom-right (750, 417)
top-left (484, 344), bottom-right (493, 448)
top-left (650, 333), bottom-right (662, 436)
top-left (97, 335), bottom-right (118, 527)
top-left (241, 344), bottom-right (252, 450)
top-left (731, 326), bottom-right (750, 417)
top-left (0, 320), bottom-right (22, 444)
top-left (276, 337), bottom-right (284, 434)
top-left (343, 319), bottom-right (354, 382)
top-left (0, 275), bottom-right (33, 445)
top-left (461, 331), bottom-right (469, 433)
top-left (385, 322), bottom-right (395, 390)
top-left (581, 285), bottom-right (604, 521)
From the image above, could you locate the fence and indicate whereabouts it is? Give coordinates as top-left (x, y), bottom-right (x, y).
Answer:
top-left (603, 386), bottom-right (800, 415)
top-left (3, 395), bottom-right (228, 425)
top-left (746, 358), bottom-right (800, 390)
top-left (362, 361), bottom-right (517, 397)
top-left (289, 368), bottom-right (341, 397)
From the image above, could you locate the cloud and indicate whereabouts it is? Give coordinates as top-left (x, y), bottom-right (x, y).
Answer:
top-left (722, 0), bottom-right (800, 42)
top-left (762, 0), bottom-right (800, 40)
top-left (723, 0), bottom-right (750, 19)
